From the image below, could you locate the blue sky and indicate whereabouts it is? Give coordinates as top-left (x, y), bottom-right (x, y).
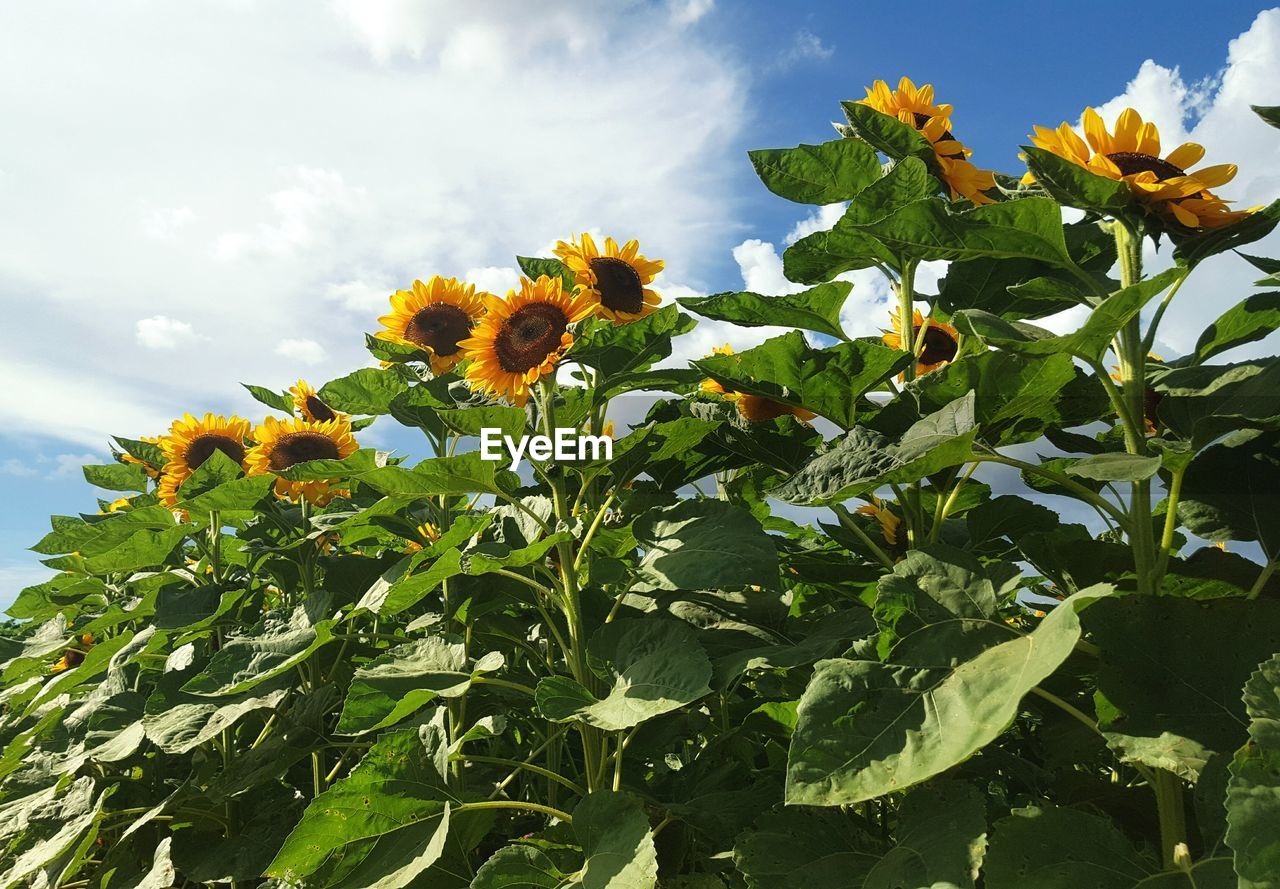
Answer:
top-left (2, 0), bottom-right (1278, 608)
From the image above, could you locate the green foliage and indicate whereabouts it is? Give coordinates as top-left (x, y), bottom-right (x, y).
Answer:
top-left (4, 81), bottom-right (1280, 889)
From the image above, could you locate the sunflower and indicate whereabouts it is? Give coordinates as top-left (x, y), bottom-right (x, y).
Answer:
top-left (120, 435), bottom-right (163, 480)
top-left (882, 307), bottom-right (960, 377)
top-left (404, 521), bottom-right (440, 554)
top-left (289, 380), bottom-right (342, 423)
top-left (856, 497), bottom-right (902, 546)
top-left (458, 275), bottom-right (595, 406)
top-left (1024, 107), bottom-right (1254, 228)
top-left (246, 416), bottom-right (359, 506)
top-left (375, 276), bottom-right (488, 375)
top-left (553, 233), bottom-right (664, 324)
top-left (1110, 353), bottom-right (1165, 435)
top-left (157, 413), bottom-right (253, 507)
top-left (698, 344), bottom-right (815, 423)
top-left (857, 77), bottom-right (996, 205)
top-left (51, 633), bottom-right (94, 673)
top-left (100, 497), bottom-right (133, 514)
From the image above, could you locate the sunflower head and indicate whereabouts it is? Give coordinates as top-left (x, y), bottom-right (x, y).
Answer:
top-left (100, 496), bottom-right (134, 514)
top-left (882, 307), bottom-right (960, 377)
top-left (458, 275), bottom-right (596, 406)
top-left (375, 276), bottom-right (489, 375)
top-left (1025, 107), bottom-right (1254, 229)
top-left (699, 344), bottom-right (735, 395)
top-left (553, 233), bottom-right (664, 324)
top-left (246, 415), bottom-right (359, 506)
top-left (157, 413), bottom-right (253, 507)
top-left (856, 496), bottom-right (902, 546)
top-left (289, 380), bottom-right (342, 423)
top-left (733, 393), bottom-right (817, 424)
top-left (50, 634), bottom-right (94, 673)
top-left (404, 521), bottom-right (440, 554)
top-left (857, 77), bottom-right (995, 205)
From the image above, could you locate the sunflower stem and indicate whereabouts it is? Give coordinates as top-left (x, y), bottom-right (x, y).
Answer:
top-left (831, 503), bottom-right (895, 569)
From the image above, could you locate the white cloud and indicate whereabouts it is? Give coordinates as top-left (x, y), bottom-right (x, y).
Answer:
top-left (464, 266), bottom-right (522, 297)
top-left (774, 30), bottom-right (834, 70)
top-left (668, 0), bottom-right (715, 27)
top-left (141, 206), bottom-right (195, 240)
top-left (275, 338), bottom-right (327, 365)
top-left (136, 315), bottom-right (206, 350)
top-left (49, 452), bottom-right (101, 479)
top-left (0, 458), bottom-right (37, 477)
top-left (0, 2), bottom-right (746, 450)
top-left (784, 203), bottom-right (846, 245)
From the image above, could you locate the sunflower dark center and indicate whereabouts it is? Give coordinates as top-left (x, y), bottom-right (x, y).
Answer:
top-left (1106, 151), bottom-right (1185, 181)
top-left (404, 303), bottom-right (472, 357)
top-left (493, 302), bottom-right (569, 373)
top-left (64, 649), bottom-right (85, 668)
top-left (186, 434), bottom-right (245, 470)
top-left (305, 395), bottom-right (336, 423)
top-left (589, 256), bottom-right (645, 314)
top-left (917, 324), bottom-right (959, 366)
top-left (268, 432), bottom-right (341, 470)
top-left (912, 112), bottom-right (965, 160)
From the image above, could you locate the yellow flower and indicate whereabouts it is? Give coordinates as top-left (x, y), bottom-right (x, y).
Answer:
top-left (245, 416), bottom-right (359, 506)
top-left (458, 275), bottom-right (595, 406)
top-left (404, 521), bottom-right (440, 554)
top-left (856, 496), bottom-right (902, 546)
top-left (157, 413), bottom-right (253, 507)
top-left (100, 497), bottom-right (133, 514)
top-left (857, 77), bottom-right (996, 205)
top-left (698, 344), bottom-right (814, 423)
top-left (51, 634), bottom-right (94, 673)
top-left (289, 380), bottom-right (343, 423)
top-left (375, 276), bottom-right (489, 375)
top-left (1025, 107), bottom-right (1254, 228)
top-left (882, 307), bottom-right (959, 377)
top-left (553, 233), bottom-right (664, 324)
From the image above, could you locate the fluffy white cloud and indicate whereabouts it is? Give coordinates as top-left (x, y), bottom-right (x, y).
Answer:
top-left (0, 1), bottom-right (746, 450)
top-left (774, 30), bottom-right (834, 71)
top-left (275, 338), bottom-right (327, 365)
top-left (0, 458), bottom-right (37, 477)
top-left (136, 315), bottom-right (205, 350)
top-left (49, 452), bottom-right (101, 479)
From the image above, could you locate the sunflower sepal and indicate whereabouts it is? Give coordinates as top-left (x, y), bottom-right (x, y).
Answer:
top-left (1021, 145), bottom-right (1138, 219)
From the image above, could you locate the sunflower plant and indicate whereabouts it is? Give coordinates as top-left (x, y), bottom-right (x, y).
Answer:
top-left (3, 84), bottom-right (1280, 889)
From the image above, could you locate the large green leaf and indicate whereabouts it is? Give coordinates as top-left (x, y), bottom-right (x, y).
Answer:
top-left (1192, 292), bottom-right (1280, 364)
top-left (984, 805), bottom-right (1153, 889)
top-left (785, 585), bottom-right (1109, 804)
top-left (693, 330), bottom-right (908, 429)
top-left (571, 791), bottom-right (659, 889)
top-left (572, 305), bottom-right (697, 380)
top-left (267, 724), bottom-right (453, 889)
top-left (1086, 597), bottom-right (1280, 752)
top-left (143, 670), bottom-right (288, 753)
top-left (1179, 430), bottom-right (1280, 558)
top-left (0, 777), bottom-right (104, 889)
top-left (335, 636), bottom-right (475, 735)
top-left (82, 461), bottom-right (149, 492)
top-left (471, 845), bottom-right (567, 888)
top-left (319, 367), bottom-right (410, 415)
top-left (775, 394), bottom-right (978, 505)
top-left (839, 102), bottom-right (938, 168)
top-left (535, 619), bottom-right (711, 731)
top-left (864, 780), bottom-right (987, 889)
top-left (632, 499), bottom-right (778, 592)
top-left (678, 282), bottom-right (853, 341)
top-left (734, 809), bottom-right (881, 889)
top-left (361, 452), bottom-right (521, 499)
top-left (180, 604), bottom-right (335, 697)
top-left (1226, 653), bottom-right (1280, 889)
top-left (954, 267), bottom-right (1182, 361)
top-left (1021, 145), bottom-right (1135, 216)
top-left (748, 138), bottom-right (882, 204)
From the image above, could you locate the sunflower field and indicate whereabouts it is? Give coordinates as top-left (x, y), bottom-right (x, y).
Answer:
top-left (5, 80), bottom-right (1280, 889)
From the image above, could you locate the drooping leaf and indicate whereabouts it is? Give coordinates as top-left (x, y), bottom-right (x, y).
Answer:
top-left (82, 461), bottom-right (149, 493)
top-left (1179, 430), bottom-right (1280, 558)
top-left (335, 636), bottom-right (473, 735)
top-left (678, 281), bottom-right (853, 341)
top-left (242, 382), bottom-right (295, 414)
top-left (632, 499), bottom-right (778, 592)
top-left (1065, 452), bottom-right (1163, 482)
top-left (572, 791), bottom-right (659, 889)
top-left (180, 605), bottom-right (335, 697)
top-left (1192, 291), bottom-right (1280, 364)
top-left (1226, 653), bottom-right (1280, 889)
top-left (839, 101), bottom-right (938, 168)
top-left (785, 585), bottom-right (1109, 804)
top-left (319, 367), bottom-right (411, 415)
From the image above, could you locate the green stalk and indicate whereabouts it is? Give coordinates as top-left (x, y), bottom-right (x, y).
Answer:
top-left (831, 503), bottom-right (895, 569)
top-left (1151, 769), bottom-right (1188, 869)
top-left (896, 259), bottom-right (918, 383)
top-left (1248, 557), bottom-right (1278, 600)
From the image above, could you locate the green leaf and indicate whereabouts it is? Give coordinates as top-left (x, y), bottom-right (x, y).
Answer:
top-left (335, 637), bottom-right (473, 735)
top-left (1179, 430), bottom-right (1280, 558)
top-left (734, 809), bottom-right (881, 889)
top-left (267, 725), bottom-right (453, 889)
top-left (178, 474), bottom-right (275, 520)
top-left (983, 805), bottom-right (1153, 889)
top-left (693, 330), bottom-right (908, 429)
top-left (180, 605), bottom-right (335, 697)
top-left (517, 255), bottom-right (576, 292)
top-left (0, 777), bottom-right (105, 889)
top-left (1241, 252), bottom-right (1280, 287)
top-left (1174, 199), bottom-right (1280, 267)
top-left (82, 461), bottom-right (148, 492)
top-left (783, 158), bottom-right (934, 284)
top-left (785, 585), bottom-right (1109, 804)
top-left (536, 619), bottom-right (711, 731)
top-left (436, 405), bottom-right (528, 441)
top-left (274, 447), bottom-right (383, 482)
top-left (633, 500), bottom-right (778, 592)
top-left (839, 101), bottom-right (938, 168)
top-left (1022, 145), bottom-right (1135, 216)
top-left (748, 138), bottom-right (882, 204)
top-left (572, 304), bottom-right (697, 379)
top-left (679, 281), bottom-right (852, 341)
top-left (1065, 452), bottom-right (1163, 482)
top-left (319, 367), bottom-right (410, 415)
top-left (775, 395), bottom-right (978, 505)
top-left (864, 780), bottom-right (987, 889)
top-left (388, 379), bottom-right (454, 436)
top-left (1226, 653), bottom-right (1280, 889)
top-left (361, 452), bottom-right (520, 500)
top-left (1254, 105), bottom-right (1280, 129)
top-left (570, 791), bottom-right (659, 889)
top-left (1086, 597), bottom-right (1280, 751)
top-left (143, 673), bottom-right (288, 754)
top-left (955, 267), bottom-right (1183, 361)
top-left (471, 845), bottom-right (567, 888)
top-left (1192, 291), bottom-right (1280, 363)
top-left (242, 382), bottom-right (294, 414)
